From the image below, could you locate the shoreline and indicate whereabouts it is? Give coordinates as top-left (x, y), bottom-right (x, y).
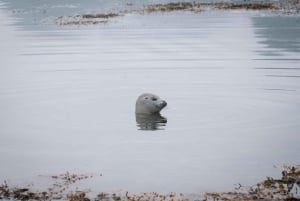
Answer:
top-left (1, 165), bottom-right (299, 201)
top-left (55, 1), bottom-right (300, 26)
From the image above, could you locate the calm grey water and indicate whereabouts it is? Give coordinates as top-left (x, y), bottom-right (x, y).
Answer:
top-left (0, 0), bottom-right (300, 194)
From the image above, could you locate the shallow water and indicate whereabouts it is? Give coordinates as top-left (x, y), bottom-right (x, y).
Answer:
top-left (0, 0), bottom-right (300, 194)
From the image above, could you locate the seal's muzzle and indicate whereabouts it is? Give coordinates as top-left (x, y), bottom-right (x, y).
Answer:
top-left (158, 100), bottom-right (167, 110)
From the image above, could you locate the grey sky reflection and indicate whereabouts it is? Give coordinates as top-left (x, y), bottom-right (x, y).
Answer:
top-left (252, 16), bottom-right (300, 55)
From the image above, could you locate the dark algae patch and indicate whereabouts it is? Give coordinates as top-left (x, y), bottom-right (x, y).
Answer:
top-left (82, 13), bottom-right (120, 19)
top-left (140, 2), bottom-right (278, 13)
top-left (1, 166), bottom-right (300, 201)
top-left (55, 1), bottom-right (299, 26)
top-left (139, 2), bottom-right (202, 13)
top-left (56, 13), bottom-right (121, 26)
top-left (212, 2), bottom-right (278, 10)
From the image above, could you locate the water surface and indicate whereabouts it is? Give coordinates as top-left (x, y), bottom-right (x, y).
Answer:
top-left (0, 0), bottom-right (300, 194)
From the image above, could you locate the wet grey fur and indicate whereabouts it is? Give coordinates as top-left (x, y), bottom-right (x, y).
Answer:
top-left (135, 93), bottom-right (167, 114)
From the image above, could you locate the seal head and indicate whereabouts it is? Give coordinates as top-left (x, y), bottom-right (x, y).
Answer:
top-left (135, 93), bottom-right (167, 114)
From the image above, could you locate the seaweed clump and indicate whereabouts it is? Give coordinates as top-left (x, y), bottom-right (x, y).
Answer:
top-left (56, 13), bottom-right (120, 26)
top-left (82, 13), bottom-right (120, 19)
top-left (141, 2), bottom-right (278, 13)
top-left (0, 181), bottom-right (50, 201)
top-left (140, 2), bottom-right (202, 13)
top-left (213, 2), bottom-right (278, 10)
top-left (204, 165), bottom-right (300, 201)
top-left (0, 172), bottom-right (93, 201)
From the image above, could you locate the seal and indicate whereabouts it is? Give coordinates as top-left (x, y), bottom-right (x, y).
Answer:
top-left (135, 93), bottom-right (167, 114)
top-left (136, 113), bottom-right (167, 130)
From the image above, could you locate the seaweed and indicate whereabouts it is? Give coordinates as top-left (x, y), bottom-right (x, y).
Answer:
top-left (54, 1), bottom-right (300, 26)
top-left (1, 166), bottom-right (299, 200)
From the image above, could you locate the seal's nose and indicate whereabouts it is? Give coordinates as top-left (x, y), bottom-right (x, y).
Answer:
top-left (160, 100), bottom-right (167, 109)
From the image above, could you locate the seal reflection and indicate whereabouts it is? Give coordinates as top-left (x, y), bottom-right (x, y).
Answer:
top-left (135, 113), bottom-right (167, 131)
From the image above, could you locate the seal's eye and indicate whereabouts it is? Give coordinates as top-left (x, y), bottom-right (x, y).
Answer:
top-left (151, 97), bottom-right (157, 101)
top-left (145, 97), bottom-right (149, 100)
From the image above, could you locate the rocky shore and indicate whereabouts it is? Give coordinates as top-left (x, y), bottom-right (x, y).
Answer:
top-left (1, 165), bottom-right (299, 201)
